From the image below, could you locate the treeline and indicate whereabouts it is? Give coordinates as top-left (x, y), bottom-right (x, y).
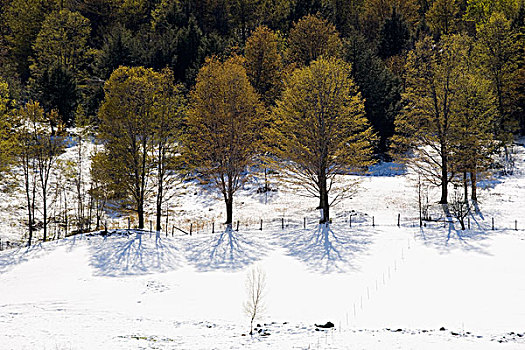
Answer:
top-left (0, 0), bottom-right (524, 243)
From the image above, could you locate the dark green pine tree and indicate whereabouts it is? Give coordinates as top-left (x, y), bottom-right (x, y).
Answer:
top-left (34, 63), bottom-right (79, 126)
top-left (344, 31), bottom-right (402, 156)
top-left (378, 6), bottom-right (411, 59)
top-left (95, 25), bottom-right (136, 80)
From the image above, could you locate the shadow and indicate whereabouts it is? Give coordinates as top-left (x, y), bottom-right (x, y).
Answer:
top-left (366, 162), bottom-right (406, 177)
top-left (89, 231), bottom-right (183, 277)
top-left (184, 229), bottom-right (267, 272)
top-left (415, 223), bottom-right (492, 256)
top-left (477, 178), bottom-right (503, 190)
top-left (0, 242), bottom-right (58, 274)
top-left (276, 224), bottom-right (372, 273)
top-left (472, 201), bottom-right (484, 220)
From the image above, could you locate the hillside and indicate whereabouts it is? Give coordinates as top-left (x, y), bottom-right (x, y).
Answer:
top-left (0, 140), bottom-right (524, 349)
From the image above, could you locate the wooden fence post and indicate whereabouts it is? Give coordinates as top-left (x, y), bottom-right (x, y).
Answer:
top-left (236, 220), bottom-right (239, 231)
top-left (468, 217), bottom-right (470, 230)
top-left (372, 216), bottom-right (375, 227)
top-left (304, 217), bottom-right (306, 229)
top-left (515, 220), bottom-right (518, 231)
top-left (212, 222), bottom-right (215, 233)
top-left (171, 226), bottom-right (174, 237)
top-left (492, 217), bottom-right (494, 230)
top-left (282, 218), bottom-right (284, 230)
top-left (149, 220), bottom-right (152, 232)
top-left (397, 214), bottom-right (400, 227)
top-left (190, 223), bottom-right (193, 236)
top-left (349, 215), bottom-right (352, 228)
top-left (260, 219), bottom-right (263, 231)
top-left (128, 217), bottom-right (130, 230)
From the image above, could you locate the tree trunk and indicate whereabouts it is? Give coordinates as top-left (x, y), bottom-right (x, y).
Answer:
top-left (471, 171), bottom-right (477, 201)
top-left (439, 144), bottom-right (448, 204)
top-left (43, 192), bottom-right (47, 242)
top-left (138, 202), bottom-right (144, 229)
top-left (26, 186), bottom-right (33, 247)
top-left (225, 197), bottom-right (233, 227)
top-left (319, 171), bottom-right (330, 223)
top-left (463, 171), bottom-right (468, 204)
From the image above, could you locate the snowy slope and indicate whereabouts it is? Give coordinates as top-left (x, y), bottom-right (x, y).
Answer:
top-left (0, 140), bottom-right (524, 349)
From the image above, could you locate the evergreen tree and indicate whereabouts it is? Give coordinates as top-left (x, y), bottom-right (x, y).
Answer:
top-left (344, 31), bottom-right (402, 156)
top-left (378, 6), bottom-right (411, 59)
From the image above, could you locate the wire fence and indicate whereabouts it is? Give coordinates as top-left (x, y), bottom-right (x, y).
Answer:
top-left (1, 211), bottom-right (522, 252)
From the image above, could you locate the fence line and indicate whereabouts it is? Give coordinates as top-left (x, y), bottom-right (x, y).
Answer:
top-left (1, 212), bottom-right (522, 252)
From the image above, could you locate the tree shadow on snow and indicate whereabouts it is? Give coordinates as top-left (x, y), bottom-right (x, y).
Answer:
top-left (89, 231), bottom-right (184, 277)
top-left (277, 224), bottom-right (372, 273)
top-left (416, 211), bottom-right (493, 256)
top-left (184, 228), bottom-right (267, 272)
top-left (0, 242), bottom-right (60, 274)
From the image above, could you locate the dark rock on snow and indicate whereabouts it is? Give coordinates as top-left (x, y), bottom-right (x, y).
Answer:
top-left (315, 321), bottom-right (335, 329)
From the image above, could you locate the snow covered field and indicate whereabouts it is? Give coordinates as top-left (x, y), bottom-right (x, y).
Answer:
top-left (1, 140), bottom-right (525, 349)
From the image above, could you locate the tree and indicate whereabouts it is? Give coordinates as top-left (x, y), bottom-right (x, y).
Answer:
top-left (344, 31), bottom-right (402, 155)
top-left (31, 9), bottom-right (91, 79)
top-left (229, 0), bottom-right (262, 44)
top-left (34, 63), bottom-right (79, 126)
top-left (392, 36), bottom-right (465, 204)
top-left (377, 6), bottom-right (411, 59)
top-left (0, 78), bottom-right (15, 177)
top-left (256, 0), bottom-right (293, 32)
top-left (151, 70), bottom-right (186, 232)
top-left (96, 66), bottom-right (163, 229)
top-left (94, 24), bottom-right (136, 80)
top-left (244, 26), bottom-right (283, 106)
top-left (16, 101), bottom-right (65, 244)
top-left (426, 0), bottom-right (461, 36)
top-left (244, 266), bottom-right (267, 336)
top-left (449, 40), bottom-right (499, 202)
top-left (274, 57), bottom-right (375, 223)
top-left (185, 56), bottom-right (264, 227)
top-left (286, 14), bottom-right (343, 67)
top-left (362, 0), bottom-right (420, 40)
top-left (30, 9), bottom-right (91, 125)
top-left (464, 0), bottom-right (520, 24)
top-left (475, 12), bottom-right (521, 155)
top-left (4, 0), bottom-right (55, 80)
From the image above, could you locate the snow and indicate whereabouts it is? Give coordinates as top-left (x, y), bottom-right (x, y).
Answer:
top-left (0, 139), bottom-right (525, 349)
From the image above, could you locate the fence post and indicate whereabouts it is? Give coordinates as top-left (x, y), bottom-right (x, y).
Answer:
top-left (104, 221), bottom-right (107, 234)
top-left (260, 219), bottom-right (263, 231)
top-left (492, 217), bottom-right (494, 230)
top-left (236, 220), bottom-right (239, 231)
top-left (190, 223), bottom-right (193, 236)
top-left (212, 222), bottom-right (215, 233)
top-left (349, 215), bottom-right (352, 228)
top-left (372, 216), bottom-right (375, 227)
top-left (171, 226), bottom-right (174, 237)
top-left (128, 217), bottom-right (130, 230)
top-left (515, 220), bottom-right (518, 231)
top-left (282, 218), bottom-right (284, 230)
top-left (468, 217), bottom-right (470, 230)
top-left (397, 214), bottom-right (400, 227)
top-left (304, 217), bottom-right (306, 229)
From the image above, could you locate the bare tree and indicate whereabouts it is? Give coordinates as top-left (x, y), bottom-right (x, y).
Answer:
top-left (244, 266), bottom-right (267, 336)
top-left (450, 189), bottom-right (469, 230)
